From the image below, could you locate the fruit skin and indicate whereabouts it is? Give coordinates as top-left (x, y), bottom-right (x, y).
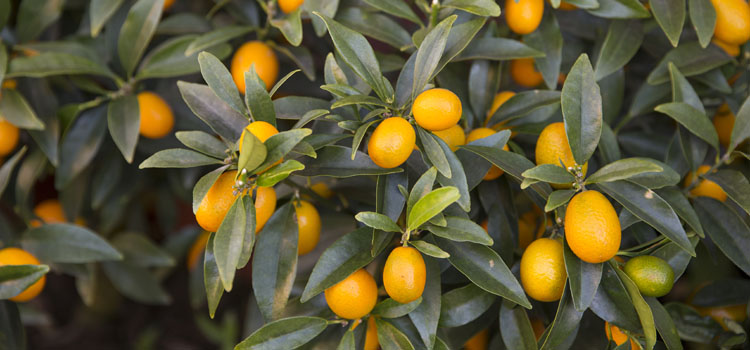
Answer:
top-left (231, 41), bottom-right (279, 91)
top-left (310, 182), bottom-right (334, 199)
top-left (0, 247), bottom-right (46, 302)
top-left (535, 122), bottom-right (588, 188)
top-left (518, 211), bottom-right (545, 250)
top-left (137, 92), bottom-right (174, 139)
top-left (279, 0), bottom-right (304, 14)
top-left (240, 121), bottom-right (279, 150)
top-left (254, 186), bottom-right (277, 233)
top-left (324, 269), bottom-right (378, 319)
top-left (713, 38), bottom-right (741, 57)
top-left (624, 255), bottom-right (674, 297)
top-left (696, 304), bottom-right (748, 329)
top-left (564, 190), bottom-right (621, 264)
top-left (505, 0), bottom-right (544, 35)
top-left (31, 199), bottom-right (67, 227)
top-left (0, 119), bottom-right (19, 157)
top-left (713, 103), bottom-right (735, 147)
top-left (464, 328), bottom-right (489, 350)
top-left (432, 124), bottom-right (466, 152)
top-left (163, 0), bottom-right (175, 10)
top-left (383, 246), bottom-right (426, 304)
top-left (195, 171), bottom-right (238, 232)
top-left (351, 317), bottom-right (379, 350)
top-left (294, 200), bottom-right (321, 255)
top-left (511, 58), bottom-right (545, 88)
top-left (710, 0), bottom-right (750, 45)
top-left (485, 91), bottom-right (516, 125)
top-left (466, 128), bottom-right (509, 180)
top-left (412, 88), bottom-right (462, 131)
top-left (187, 231), bottom-right (211, 270)
top-left (520, 238), bottom-right (567, 302)
top-left (684, 165), bottom-right (727, 202)
top-left (606, 322), bottom-right (640, 349)
top-left (367, 117), bottom-right (416, 169)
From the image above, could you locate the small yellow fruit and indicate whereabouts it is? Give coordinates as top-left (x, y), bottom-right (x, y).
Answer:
top-left (564, 190), bottom-right (621, 264)
top-left (710, 0), bottom-right (750, 45)
top-left (240, 121), bottom-right (279, 150)
top-left (325, 269), bottom-right (378, 319)
top-left (253, 186), bottom-right (277, 233)
top-left (231, 41), bottom-right (279, 91)
top-left (535, 122), bottom-right (588, 188)
top-left (137, 92), bottom-right (174, 139)
top-left (520, 238), bottom-right (567, 302)
top-left (485, 91), bottom-right (516, 125)
top-left (606, 322), bottom-right (640, 349)
top-left (0, 119), bottom-right (19, 157)
top-left (713, 38), bottom-right (741, 57)
top-left (367, 117), bottom-right (416, 169)
top-left (713, 103), bottom-right (735, 148)
top-left (31, 199), bottom-right (67, 227)
top-left (466, 128), bottom-right (510, 180)
top-left (196, 171), bottom-right (239, 233)
top-left (279, 0), bottom-right (304, 13)
top-left (684, 165), bottom-right (727, 202)
top-left (412, 88), bottom-right (463, 131)
top-left (0, 247), bottom-right (46, 302)
top-left (294, 200), bottom-right (321, 255)
top-left (352, 317), bottom-right (379, 350)
top-left (464, 328), bottom-right (489, 350)
top-left (432, 124), bottom-right (466, 151)
top-left (511, 58), bottom-right (545, 88)
top-left (310, 182), bottom-right (334, 199)
top-left (557, 1), bottom-right (577, 10)
top-left (163, 0), bottom-right (175, 10)
top-left (383, 246), bottom-right (426, 304)
top-left (505, 0), bottom-right (545, 34)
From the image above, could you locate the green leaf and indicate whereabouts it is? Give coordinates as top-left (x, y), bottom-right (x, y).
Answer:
top-left (350, 119), bottom-right (378, 161)
top-left (499, 302), bottom-right (538, 350)
top-left (176, 131), bottom-right (227, 159)
top-left (238, 131), bottom-right (267, 174)
top-left (456, 38), bottom-right (544, 61)
top-left (203, 233), bottom-right (223, 317)
top-left (140, 149), bottom-right (223, 169)
top-left (329, 95), bottom-right (390, 109)
top-left (118, 0), bottom-right (164, 75)
top-left (693, 197), bottom-right (750, 276)
top-left (214, 197), bottom-right (246, 291)
top-left (665, 302), bottom-right (723, 344)
top-left (669, 63), bottom-right (704, 112)
top-left (688, 0), bottom-right (716, 48)
top-left (137, 35), bottom-right (232, 79)
top-left (186, 25), bottom-right (252, 56)
top-left (235, 316), bottom-right (328, 350)
top-left (522, 164), bottom-right (575, 186)
top-left (647, 42), bottom-right (732, 85)
top-left (375, 318), bottom-right (415, 350)
top-left (586, 158), bottom-right (663, 184)
top-left (107, 96), bottom-right (140, 163)
top-left (407, 187), bottom-right (460, 231)
top-left (628, 160), bottom-right (681, 189)
top-left (244, 69), bottom-right (276, 126)
top-left (651, 0), bottom-right (685, 47)
top-left (355, 212), bottom-right (401, 233)
top-left (563, 240), bottom-right (603, 311)
top-left (594, 20), bottom-right (644, 80)
top-left (412, 16), bottom-right (455, 98)
top-left (434, 135), bottom-right (471, 211)
top-left (655, 187), bottom-right (704, 238)
top-left (0, 89), bottom-right (44, 130)
top-left (55, 107), bottom-right (107, 189)
top-left (0, 264), bottom-right (49, 300)
top-left (439, 283), bottom-right (495, 327)
top-left (301, 227), bottom-right (375, 302)
top-left (270, 69), bottom-right (301, 97)
top-left (254, 129), bottom-right (312, 173)
top-left (460, 145), bottom-right (552, 199)
top-left (199, 51), bottom-right (246, 116)
top-left (238, 196), bottom-right (257, 269)
top-left (299, 145), bottom-right (402, 177)
top-left (407, 167), bottom-right (437, 219)
top-left (539, 285), bottom-right (584, 350)
top-left (434, 237), bottom-right (531, 308)
top-left (486, 90), bottom-right (561, 126)
top-left (587, 0), bottom-right (651, 18)
top-left (0, 147), bottom-right (26, 199)
top-left (22, 224), bottom-right (122, 263)
top-left (545, 189), bottom-right (576, 212)
top-left (256, 160), bottom-right (305, 187)
top-left (728, 95), bottom-right (750, 153)
top-left (251, 203), bottom-right (298, 321)
top-left (335, 8), bottom-right (412, 51)
top-left (655, 102), bottom-right (719, 149)
top-left (442, 0), bottom-right (501, 15)
top-left (426, 216), bottom-right (493, 245)
top-left (409, 257), bottom-right (441, 349)
top-left (102, 260), bottom-right (170, 304)
top-left (15, 0), bottom-right (63, 43)
top-left (614, 265), bottom-right (657, 350)
top-left (110, 232), bottom-right (174, 267)
top-left (562, 54), bottom-right (602, 165)
top-left (373, 297), bottom-right (423, 318)
top-left (524, 11), bottom-right (563, 89)
top-left (590, 263), bottom-right (642, 331)
top-left (177, 81), bottom-right (248, 143)
top-left (704, 170), bottom-right (750, 215)
top-left (646, 298), bottom-right (683, 350)
top-left (362, 0), bottom-right (422, 25)
top-left (271, 9), bottom-right (303, 47)
top-left (417, 127), bottom-right (452, 178)
top-left (410, 240), bottom-right (450, 259)
top-left (597, 181), bottom-right (694, 255)
top-left (90, 0), bottom-right (124, 36)
top-left (192, 165), bottom-right (230, 214)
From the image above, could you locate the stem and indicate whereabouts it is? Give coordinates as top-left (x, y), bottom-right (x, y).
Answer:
top-left (402, 230), bottom-right (411, 247)
top-left (429, 0), bottom-right (440, 27)
top-left (621, 236), bottom-right (668, 253)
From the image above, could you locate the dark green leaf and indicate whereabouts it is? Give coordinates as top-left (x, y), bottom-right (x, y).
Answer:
top-left (176, 131), bottom-right (227, 159)
top-left (412, 16), bottom-right (455, 99)
top-left (15, 0), bottom-right (63, 43)
top-left (256, 160), bottom-right (305, 187)
top-left (0, 89), bottom-right (44, 129)
top-left (651, 0), bottom-right (685, 47)
top-left (410, 240), bottom-right (450, 258)
top-left (0, 147), bottom-right (26, 198)
top-left (545, 189), bottom-right (576, 212)
top-left (186, 25), bottom-right (252, 56)
top-left (564, 240), bottom-right (603, 311)
top-left (461, 145), bottom-right (552, 199)
top-left (254, 129), bottom-right (312, 173)
top-left (646, 298), bottom-right (686, 350)
top-left (614, 265), bottom-right (657, 350)
top-left (214, 197), bottom-right (246, 291)
top-left (90, 0), bottom-right (124, 36)
top-left (562, 54), bottom-right (602, 165)
top-left (55, 107), bottom-right (107, 189)
top-left (728, 95), bottom-right (750, 153)
top-left (704, 170), bottom-right (750, 215)
top-left (688, 0), bottom-right (716, 48)
top-left (522, 164), bottom-right (575, 186)
top-left (271, 9), bottom-right (303, 46)
top-left (693, 197), bottom-right (750, 276)
top-left (439, 283), bottom-right (495, 327)
top-left (586, 158), bottom-right (663, 184)
top-left (118, 0), bottom-right (164, 75)
top-left (235, 316), bottom-right (328, 350)
top-left (355, 212), bottom-right (401, 232)
top-left (487, 90), bottom-right (561, 126)
top-left (500, 301), bottom-right (538, 350)
top-left (22, 224), bottom-right (122, 263)
top-left (434, 134), bottom-right (471, 211)
top-left (373, 297), bottom-right (423, 318)
top-left (456, 38), bottom-right (544, 61)
top-left (594, 20), bottom-right (644, 81)
top-left (426, 216), bottom-right (493, 245)
top-left (409, 257), bottom-right (441, 349)
top-left (199, 51), bottom-right (246, 116)
top-left (0, 265), bottom-right (49, 300)
top-left (418, 127), bottom-right (451, 178)
top-left (655, 102), bottom-right (719, 149)
top-left (177, 81), bottom-right (248, 143)
top-left (539, 285), bottom-right (584, 350)
top-left (102, 260), bottom-right (170, 304)
top-left (204, 233), bottom-right (223, 318)
top-left (655, 187), bottom-right (704, 238)
top-left (140, 149), bottom-right (223, 169)
top-left (137, 35), bottom-right (232, 79)
top-left (110, 232), bottom-right (174, 268)
top-left (442, 0), bottom-right (501, 16)
top-left (107, 96), bottom-right (140, 163)
top-left (362, 0), bottom-right (422, 25)
top-left (524, 12), bottom-right (563, 89)
top-left (375, 318), bottom-right (415, 350)
top-left (647, 42), bottom-right (732, 85)
top-left (587, 0), bottom-right (650, 18)
top-left (244, 69), bottom-right (276, 126)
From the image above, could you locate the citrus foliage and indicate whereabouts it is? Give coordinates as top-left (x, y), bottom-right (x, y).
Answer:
top-left (1, 0), bottom-right (750, 349)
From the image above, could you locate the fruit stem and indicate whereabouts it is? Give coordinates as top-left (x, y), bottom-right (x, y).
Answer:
top-left (402, 230), bottom-right (411, 246)
top-left (429, 0), bottom-right (440, 27)
top-left (619, 236), bottom-right (668, 254)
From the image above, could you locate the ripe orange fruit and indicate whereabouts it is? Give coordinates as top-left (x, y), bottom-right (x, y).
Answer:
top-left (464, 328), bottom-right (489, 350)
top-left (531, 318), bottom-right (546, 340)
top-left (279, 0), bottom-right (304, 13)
top-left (485, 91), bottom-right (516, 125)
top-left (520, 238), bottom-right (567, 302)
top-left (0, 119), bottom-right (19, 157)
top-left (324, 268), bottom-right (378, 319)
top-left (466, 127), bottom-right (509, 180)
top-left (564, 190), bottom-right (621, 264)
top-left (624, 255), bottom-right (675, 297)
top-left (310, 182), bottom-right (334, 199)
top-left (684, 165), bottom-right (727, 202)
top-left (412, 88), bottom-right (462, 131)
top-left (710, 0), bottom-right (750, 45)
top-left (511, 58), bottom-right (545, 88)
top-left (2, 79), bottom-right (17, 89)
top-left (163, 0), bottom-right (175, 10)
top-left (696, 304), bottom-right (748, 330)
top-left (367, 117), bottom-right (415, 169)
top-left (187, 231), bottom-right (211, 270)
top-left (231, 41), bottom-right (279, 91)
top-left (713, 38), bottom-right (741, 57)
top-left (518, 211), bottom-right (545, 250)
top-left (383, 246), bottom-right (426, 304)
top-left (505, 0), bottom-right (544, 34)
top-left (196, 171), bottom-right (239, 232)
top-left (535, 122), bottom-right (588, 188)
top-left (605, 322), bottom-right (640, 349)
top-left (31, 199), bottom-right (67, 227)
top-left (239, 121), bottom-right (279, 150)
top-left (432, 124), bottom-right (466, 151)
top-left (557, 1), bottom-right (577, 10)
top-left (253, 186), bottom-right (277, 233)
top-left (294, 200), bottom-right (321, 255)
top-left (137, 91), bottom-right (174, 139)
top-left (0, 247), bottom-right (46, 302)
top-left (351, 317), bottom-right (379, 350)
top-left (713, 103), bottom-right (735, 147)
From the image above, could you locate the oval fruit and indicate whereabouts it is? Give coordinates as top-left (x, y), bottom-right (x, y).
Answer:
top-left (624, 255), bottom-right (675, 297)
top-left (535, 122), bottom-right (588, 188)
top-left (231, 41), bottom-right (279, 91)
top-left (294, 200), bottom-right (321, 255)
top-left (0, 247), bottom-right (46, 302)
top-left (383, 246), bottom-right (426, 304)
top-left (367, 117), bottom-right (415, 169)
top-left (520, 238), bottom-right (567, 302)
top-left (505, 0), bottom-right (544, 34)
top-left (564, 190), bottom-right (621, 263)
top-left (137, 91), bottom-right (174, 139)
top-left (412, 88), bottom-right (462, 131)
top-left (710, 0), bottom-right (750, 45)
top-left (684, 165), bottom-right (727, 202)
top-left (324, 268), bottom-right (378, 319)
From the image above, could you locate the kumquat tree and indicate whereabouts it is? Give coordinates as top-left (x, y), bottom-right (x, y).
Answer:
top-left (2, 0), bottom-right (750, 349)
